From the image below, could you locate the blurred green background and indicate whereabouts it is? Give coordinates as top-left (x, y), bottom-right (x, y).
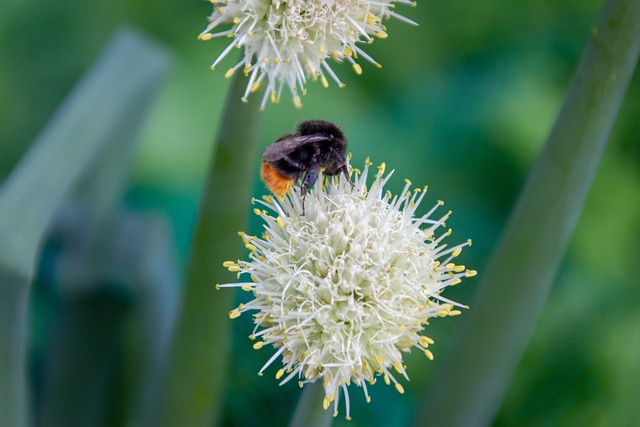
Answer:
top-left (2, 0), bottom-right (639, 425)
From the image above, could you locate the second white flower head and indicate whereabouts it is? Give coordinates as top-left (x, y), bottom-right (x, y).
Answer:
top-left (200, 0), bottom-right (417, 109)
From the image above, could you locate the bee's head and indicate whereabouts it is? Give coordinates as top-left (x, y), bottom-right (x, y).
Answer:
top-left (297, 120), bottom-right (345, 143)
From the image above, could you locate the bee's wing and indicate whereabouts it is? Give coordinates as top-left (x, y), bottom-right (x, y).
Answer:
top-left (262, 135), bottom-right (327, 161)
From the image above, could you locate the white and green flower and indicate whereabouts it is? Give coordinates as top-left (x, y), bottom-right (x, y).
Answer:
top-left (219, 159), bottom-right (475, 420)
top-left (199, 0), bottom-right (417, 109)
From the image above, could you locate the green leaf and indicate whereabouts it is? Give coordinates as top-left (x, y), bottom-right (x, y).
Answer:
top-left (415, 1), bottom-right (640, 426)
top-left (0, 27), bottom-right (169, 427)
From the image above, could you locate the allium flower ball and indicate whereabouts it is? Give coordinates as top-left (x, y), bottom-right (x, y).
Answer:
top-left (219, 159), bottom-right (476, 419)
top-left (199, 0), bottom-right (417, 109)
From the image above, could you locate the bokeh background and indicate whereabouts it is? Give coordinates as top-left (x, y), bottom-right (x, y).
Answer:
top-left (2, 0), bottom-right (639, 425)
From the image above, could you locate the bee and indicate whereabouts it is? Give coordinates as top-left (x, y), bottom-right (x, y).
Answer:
top-left (261, 120), bottom-right (352, 215)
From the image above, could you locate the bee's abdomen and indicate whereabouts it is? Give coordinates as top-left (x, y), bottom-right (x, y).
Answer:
top-left (260, 162), bottom-right (295, 197)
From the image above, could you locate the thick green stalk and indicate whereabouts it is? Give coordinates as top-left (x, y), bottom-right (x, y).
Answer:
top-left (289, 382), bottom-right (334, 427)
top-left (0, 28), bottom-right (168, 427)
top-left (157, 73), bottom-right (263, 427)
top-left (415, 1), bottom-right (640, 426)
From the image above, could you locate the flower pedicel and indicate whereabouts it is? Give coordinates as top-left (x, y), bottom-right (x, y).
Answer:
top-left (218, 159), bottom-right (476, 420)
top-left (199, 0), bottom-right (417, 109)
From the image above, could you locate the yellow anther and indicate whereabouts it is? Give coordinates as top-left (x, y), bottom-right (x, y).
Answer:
top-left (453, 247), bottom-right (463, 257)
top-left (376, 31), bottom-right (388, 39)
top-left (241, 284), bottom-right (252, 292)
top-left (367, 13), bottom-right (381, 24)
top-left (245, 243), bottom-right (257, 251)
top-left (449, 310), bottom-right (462, 316)
top-left (277, 217), bottom-right (285, 228)
top-left (425, 349), bottom-right (434, 360)
top-left (321, 75), bottom-right (329, 88)
top-left (395, 383), bottom-right (405, 394)
top-left (227, 265), bottom-right (240, 272)
top-left (293, 95), bottom-right (302, 109)
top-left (253, 341), bottom-right (264, 350)
top-left (229, 310), bottom-right (241, 319)
top-left (418, 336), bottom-right (432, 347)
top-left (374, 355), bottom-right (383, 365)
top-left (352, 63), bottom-right (362, 75)
top-left (275, 368), bottom-right (285, 379)
top-left (253, 208), bottom-right (262, 216)
top-left (323, 397), bottom-right (331, 409)
top-left (198, 33), bottom-right (213, 41)
top-left (465, 270), bottom-right (478, 277)
top-left (450, 278), bottom-right (462, 286)
top-left (378, 162), bottom-right (386, 174)
top-left (445, 263), bottom-right (456, 270)
top-left (223, 261), bottom-right (235, 267)
top-left (383, 375), bottom-right (390, 385)
top-left (233, 17), bottom-right (241, 24)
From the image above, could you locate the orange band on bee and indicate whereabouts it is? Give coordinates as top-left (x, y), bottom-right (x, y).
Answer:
top-left (261, 162), bottom-right (295, 197)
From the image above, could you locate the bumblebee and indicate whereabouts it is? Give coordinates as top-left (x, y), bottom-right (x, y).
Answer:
top-left (261, 120), bottom-right (351, 214)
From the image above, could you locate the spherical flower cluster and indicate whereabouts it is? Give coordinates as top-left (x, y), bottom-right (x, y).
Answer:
top-left (219, 159), bottom-right (475, 420)
top-left (199, 0), bottom-right (417, 109)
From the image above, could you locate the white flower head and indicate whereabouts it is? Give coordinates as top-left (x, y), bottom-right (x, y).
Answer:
top-left (199, 0), bottom-right (417, 109)
top-left (219, 159), bottom-right (476, 420)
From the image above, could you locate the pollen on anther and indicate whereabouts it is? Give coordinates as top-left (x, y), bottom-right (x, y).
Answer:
top-left (323, 397), bottom-right (331, 410)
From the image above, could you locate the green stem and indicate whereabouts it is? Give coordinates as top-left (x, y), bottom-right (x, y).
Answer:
top-left (415, 1), bottom-right (640, 426)
top-left (157, 72), bottom-right (263, 427)
top-left (289, 382), bottom-right (333, 427)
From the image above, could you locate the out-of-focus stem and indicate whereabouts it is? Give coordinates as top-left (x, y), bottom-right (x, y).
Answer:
top-left (415, 1), bottom-right (640, 426)
top-left (289, 382), bottom-right (334, 427)
top-left (157, 73), bottom-right (263, 427)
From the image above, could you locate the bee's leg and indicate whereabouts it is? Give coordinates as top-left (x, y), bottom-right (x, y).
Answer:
top-left (342, 164), bottom-right (354, 187)
top-left (328, 147), bottom-right (353, 187)
top-left (300, 165), bottom-right (319, 216)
